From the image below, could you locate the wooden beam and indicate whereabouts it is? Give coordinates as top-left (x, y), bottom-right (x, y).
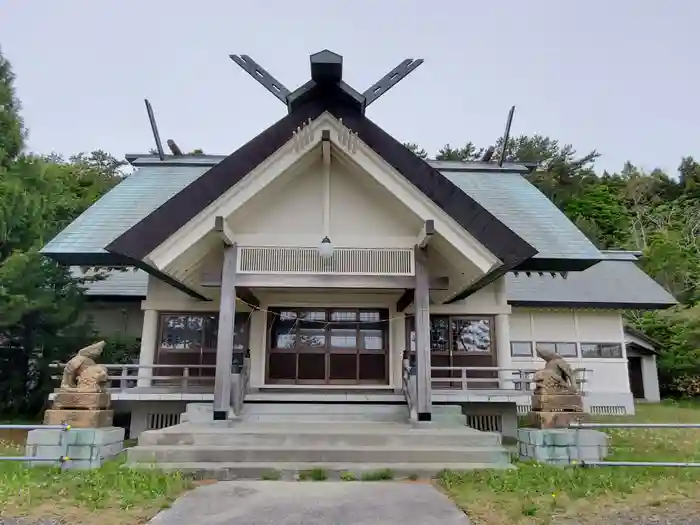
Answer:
top-left (214, 216), bottom-right (234, 246)
top-left (414, 247), bottom-right (432, 421)
top-left (236, 286), bottom-right (260, 308)
top-left (396, 289), bottom-right (414, 312)
top-left (417, 219), bottom-right (435, 249)
top-left (213, 243), bottom-right (237, 420)
top-left (201, 273), bottom-right (448, 291)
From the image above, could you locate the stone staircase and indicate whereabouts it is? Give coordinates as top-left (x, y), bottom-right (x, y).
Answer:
top-left (126, 402), bottom-right (512, 479)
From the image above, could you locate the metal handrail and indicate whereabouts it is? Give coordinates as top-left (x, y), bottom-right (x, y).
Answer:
top-left (0, 424), bottom-right (71, 464)
top-left (569, 421), bottom-right (700, 467)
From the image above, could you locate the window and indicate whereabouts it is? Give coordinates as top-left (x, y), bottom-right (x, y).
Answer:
top-left (537, 342), bottom-right (578, 358)
top-left (407, 316), bottom-right (494, 354)
top-left (510, 341), bottom-right (533, 357)
top-left (581, 342), bottom-right (623, 358)
top-left (157, 313), bottom-right (250, 370)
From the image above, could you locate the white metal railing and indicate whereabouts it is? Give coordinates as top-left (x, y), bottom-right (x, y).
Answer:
top-left (49, 363), bottom-right (216, 391)
top-left (237, 246), bottom-right (414, 276)
top-left (402, 359), bottom-right (418, 422)
top-left (430, 366), bottom-right (590, 393)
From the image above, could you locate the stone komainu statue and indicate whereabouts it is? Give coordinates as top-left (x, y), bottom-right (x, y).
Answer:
top-left (60, 340), bottom-right (109, 393)
top-left (532, 346), bottom-right (579, 396)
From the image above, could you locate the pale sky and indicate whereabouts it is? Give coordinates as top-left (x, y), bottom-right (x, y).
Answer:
top-left (1, 0), bottom-right (697, 174)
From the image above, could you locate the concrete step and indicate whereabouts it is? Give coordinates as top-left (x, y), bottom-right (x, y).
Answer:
top-left (137, 423), bottom-right (502, 448)
top-left (127, 461), bottom-right (513, 480)
top-left (127, 444), bottom-right (509, 464)
top-left (241, 403), bottom-right (410, 424)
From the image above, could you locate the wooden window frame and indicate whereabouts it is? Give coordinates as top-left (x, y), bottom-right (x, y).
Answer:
top-left (156, 312), bottom-right (251, 359)
top-left (405, 315), bottom-right (496, 356)
top-left (266, 307), bottom-right (389, 385)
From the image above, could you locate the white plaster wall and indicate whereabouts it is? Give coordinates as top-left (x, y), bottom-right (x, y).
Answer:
top-left (509, 308), bottom-right (631, 396)
top-left (228, 158), bottom-right (420, 248)
top-left (80, 301), bottom-right (144, 338)
top-left (641, 354), bottom-right (661, 402)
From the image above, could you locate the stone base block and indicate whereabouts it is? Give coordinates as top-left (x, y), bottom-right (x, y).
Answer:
top-left (524, 411), bottom-right (582, 429)
top-left (25, 426), bottom-right (125, 469)
top-left (44, 409), bottom-right (113, 428)
top-left (531, 394), bottom-right (583, 412)
top-left (52, 392), bottom-right (111, 410)
top-left (517, 428), bottom-right (608, 465)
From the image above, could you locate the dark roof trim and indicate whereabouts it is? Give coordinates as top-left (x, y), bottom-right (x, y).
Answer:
top-left (515, 257), bottom-right (601, 273)
top-left (85, 295), bottom-right (146, 302)
top-left (107, 85), bottom-right (537, 278)
top-left (41, 251), bottom-right (209, 301)
top-left (624, 325), bottom-right (662, 349)
top-left (329, 103), bottom-right (537, 274)
top-left (508, 300), bottom-right (676, 310)
top-left (108, 99), bottom-right (328, 261)
top-left (446, 267), bottom-right (511, 304)
top-left (626, 341), bottom-right (659, 355)
top-left (41, 251), bottom-right (132, 266)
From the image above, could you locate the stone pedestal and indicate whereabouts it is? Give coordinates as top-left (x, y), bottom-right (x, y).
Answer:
top-left (517, 428), bottom-right (608, 465)
top-left (524, 410), bottom-right (581, 429)
top-left (44, 391), bottom-right (113, 428)
top-left (25, 426), bottom-right (125, 469)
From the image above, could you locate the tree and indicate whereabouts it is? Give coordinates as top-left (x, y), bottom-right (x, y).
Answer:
top-left (0, 47), bottom-right (24, 169)
top-left (0, 49), bottom-right (122, 416)
top-left (409, 133), bottom-right (700, 397)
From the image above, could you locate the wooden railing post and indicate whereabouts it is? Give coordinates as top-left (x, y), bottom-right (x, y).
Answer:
top-left (182, 367), bottom-right (189, 391)
top-left (120, 366), bottom-right (129, 391)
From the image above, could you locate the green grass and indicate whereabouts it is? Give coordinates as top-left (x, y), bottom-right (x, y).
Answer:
top-left (261, 469), bottom-right (281, 480)
top-left (360, 468), bottom-right (394, 481)
top-left (298, 467), bottom-right (327, 481)
top-left (0, 442), bottom-right (192, 525)
top-left (439, 401), bottom-right (700, 525)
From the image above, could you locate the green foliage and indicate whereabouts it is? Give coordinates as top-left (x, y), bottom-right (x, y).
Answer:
top-left (440, 403), bottom-right (700, 524)
top-left (360, 468), bottom-right (394, 481)
top-left (0, 49), bottom-right (123, 417)
top-left (0, 443), bottom-right (191, 519)
top-left (0, 48), bottom-right (25, 169)
top-left (414, 135), bottom-right (700, 396)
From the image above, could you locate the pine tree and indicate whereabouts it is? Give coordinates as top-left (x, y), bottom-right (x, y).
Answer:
top-left (0, 47), bottom-right (25, 169)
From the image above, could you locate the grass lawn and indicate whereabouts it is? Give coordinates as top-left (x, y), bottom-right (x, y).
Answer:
top-left (0, 442), bottom-right (193, 525)
top-left (439, 400), bottom-right (700, 525)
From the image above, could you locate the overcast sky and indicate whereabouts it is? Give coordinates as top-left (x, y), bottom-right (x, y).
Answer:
top-left (1, 1), bottom-right (697, 174)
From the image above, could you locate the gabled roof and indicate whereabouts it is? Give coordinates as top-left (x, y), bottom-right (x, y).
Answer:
top-left (43, 156), bottom-right (606, 272)
top-left (75, 251), bottom-right (677, 311)
top-left (507, 251), bottom-right (677, 309)
top-left (441, 169), bottom-right (601, 270)
top-left (42, 163), bottom-right (209, 265)
top-left (96, 85), bottom-right (537, 284)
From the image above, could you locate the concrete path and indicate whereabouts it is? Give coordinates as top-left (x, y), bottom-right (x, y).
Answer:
top-left (148, 480), bottom-right (471, 525)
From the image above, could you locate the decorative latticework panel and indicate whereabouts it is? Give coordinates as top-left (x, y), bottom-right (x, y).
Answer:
top-left (237, 246), bottom-right (414, 276)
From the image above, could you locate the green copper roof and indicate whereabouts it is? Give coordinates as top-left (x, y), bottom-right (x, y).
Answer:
top-left (41, 164), bottom-right (210, 257)
top-left (440, 170), bottom-right (601, 262)
top-left (43, 158), bottom-right (600, 264)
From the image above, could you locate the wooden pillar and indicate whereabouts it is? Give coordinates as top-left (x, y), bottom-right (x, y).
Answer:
top-left (136, 309), bottom-right (159, 387)
top-left (213, 243), bottom-right (238, 420)
top-left (414, 247), bottom-right (432, 421)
